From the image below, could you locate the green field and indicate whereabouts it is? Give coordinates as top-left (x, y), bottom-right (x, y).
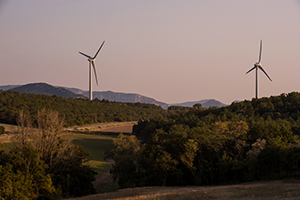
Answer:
top-left (61, 134), bottom-right (117, 178)
top-left (1, 129), bottom-right (118, 178)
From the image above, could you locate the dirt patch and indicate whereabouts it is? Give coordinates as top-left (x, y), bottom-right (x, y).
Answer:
top-left (69, 179), bottom-right (300, 200)
top-left (92, 159), bottom-right (115, 190)
top-left (98, 125), bottom-right (134, 133)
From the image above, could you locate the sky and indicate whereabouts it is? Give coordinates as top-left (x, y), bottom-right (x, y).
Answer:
top-left (0, 0), bottom-right (300, 105)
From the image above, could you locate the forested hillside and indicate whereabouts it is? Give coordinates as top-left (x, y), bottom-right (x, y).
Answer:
top-left (110, 92), bottom-right (300, 188)
top-left (0, 90), bottom-right (165, 127)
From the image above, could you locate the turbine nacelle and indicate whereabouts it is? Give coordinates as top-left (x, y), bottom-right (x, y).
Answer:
top-left (254, 62), bottom-right (261, 67)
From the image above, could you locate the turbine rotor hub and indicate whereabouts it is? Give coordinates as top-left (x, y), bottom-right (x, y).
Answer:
top-left (255, 62), bottom-right (261, 67)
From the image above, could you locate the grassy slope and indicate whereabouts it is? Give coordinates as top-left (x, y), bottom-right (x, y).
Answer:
top-left (68, 179), bottom-right (300, 200)
top-left (0, 123), bottom-right (18, 132)
top-left (61, 134), bottom-right (117, 178)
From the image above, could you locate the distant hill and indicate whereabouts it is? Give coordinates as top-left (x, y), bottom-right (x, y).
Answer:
top-left (65, 88), bottom-right (227, 109)
top-left (66, 88), bottom-right (169, 109)
top-left (10, 83), bottom-right (86, 99)
top-left (63, 87), bottom-right (85, 95)
top-left (0, 85), bottom-right (20, 91)
top-left (173, 99), bottom-right (227, 108)
top-left (1, 83), bottom-right (227, 109)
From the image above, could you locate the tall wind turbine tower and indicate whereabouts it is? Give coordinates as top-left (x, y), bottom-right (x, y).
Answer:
top-left (79, 41), bottom-right (105, 100)
top-left (246, 40), bottom-right (272, 98)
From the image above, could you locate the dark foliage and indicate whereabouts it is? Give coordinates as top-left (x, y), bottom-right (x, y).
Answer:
top-left (112, 92), bottom-right (300, 188)
top-left (0, 126), bottom-right (4, 135)
top-left (0, 144), bottom-right (55, 199)
top-left (49, 144), bottom-right (96, 198)
top-left (0, 109), bottom-right (97, 199)
top-left (0, 90), bottom-right (165, 127)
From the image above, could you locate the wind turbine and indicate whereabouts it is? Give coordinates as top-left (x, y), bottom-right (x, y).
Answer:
top-left (79, 41), bottom-right (105, 100)
top-left (246, 40), bottom-right (272, 99)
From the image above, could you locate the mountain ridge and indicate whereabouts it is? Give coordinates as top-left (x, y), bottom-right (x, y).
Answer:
top-left (9, 83), bottom-right (86, 99)
top-left (1, 83), bottom-right (228, 109)
top-left (63, 87), bottom-right (169, 108)
top-left (172, 99), bottom-right (227, 108)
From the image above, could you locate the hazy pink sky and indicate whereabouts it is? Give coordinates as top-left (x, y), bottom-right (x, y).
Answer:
top-left (1, 0), bottom-right (300, 104)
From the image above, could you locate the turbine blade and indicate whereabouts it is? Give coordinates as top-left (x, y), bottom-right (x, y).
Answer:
top-left (246, 66), bottom-right (256, 74)
top-left (79, 52), bottom-right (92, 59)
top-left (92, 61), bottom-right (99, 85)
top-left (258, 65), bottom-right (272, 82)
top-left (259, 40), bottom-right (262, 62)
top-left (93, 41), bottom-right (105, 59)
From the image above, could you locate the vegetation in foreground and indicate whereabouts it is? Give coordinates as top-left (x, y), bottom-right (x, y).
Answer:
top-left (0, 109), bottom-right (96, 199)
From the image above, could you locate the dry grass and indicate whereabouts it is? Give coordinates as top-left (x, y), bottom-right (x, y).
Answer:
top-left (0, 123), bottom-right (19, 132)
top-left (70, 121), bottom-right (137, 131)
top-left (0, 137), bottom-right (12, 143)
top-left (0, 123), bottom-right (40, 144)
top-left (0, 123), bottom-right (19, 143)
top-left (97, 124), bottom-right (134, 133)
top-left (67, 179), bottom-right (300, 200)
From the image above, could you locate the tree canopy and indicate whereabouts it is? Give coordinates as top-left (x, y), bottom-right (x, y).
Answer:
top-left (0, 90), bottom-right (165, 127)
top-left (110, 92), bottom-right (300, 188)
top-left (1, 109), bottom-right (96, 199)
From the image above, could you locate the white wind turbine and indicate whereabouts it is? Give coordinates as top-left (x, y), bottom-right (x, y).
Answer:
top-left (246, 40), bottom-right (272, 99)
top-left (79, 41), bottom-right (105, 100)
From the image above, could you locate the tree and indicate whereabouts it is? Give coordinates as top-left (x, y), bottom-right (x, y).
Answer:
top-left (0, 144), bottom-right (55, 199)
top-left (193, 103), bottom-right (202, 110)
top-left (110, 133), bottom-right (141, 188)
top-left (10, 108), bottom-right (96, 198)
top-left (139, 125), bottom-right (198, 186)
top-left (11, 109), bottom-right (32, 148)
top-left (212, 121), bottom-right (249, 138)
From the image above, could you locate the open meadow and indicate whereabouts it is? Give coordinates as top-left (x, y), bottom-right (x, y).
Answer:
top-left (61, 133), bottom-right (117, 178)
top-left (61, 133), bottom-right (121, 193)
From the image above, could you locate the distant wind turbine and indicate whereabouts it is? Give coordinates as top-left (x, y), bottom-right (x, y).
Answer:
top-left (246, 40), bottom-right (272, 99)
top-left (79, 41), bottom-right (105, 100)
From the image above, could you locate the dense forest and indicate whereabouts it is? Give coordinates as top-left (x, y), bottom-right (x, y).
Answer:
top-left (110, 92), bottom-right (300, 188)
top-left (0, 90), bottom-right (165, 127)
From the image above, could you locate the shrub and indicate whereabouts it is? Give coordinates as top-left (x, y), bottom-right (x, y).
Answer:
top-left (0, 126), bottom-right (5, 135)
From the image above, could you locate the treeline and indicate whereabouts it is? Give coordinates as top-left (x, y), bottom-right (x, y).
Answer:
top-left (0, 90), bottom-right (165, 127)
top-left (109, 92), bottom-right (300, 188)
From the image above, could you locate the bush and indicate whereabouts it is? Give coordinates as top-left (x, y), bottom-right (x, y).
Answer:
top-left (0, 126), bottom-right (5, 135)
